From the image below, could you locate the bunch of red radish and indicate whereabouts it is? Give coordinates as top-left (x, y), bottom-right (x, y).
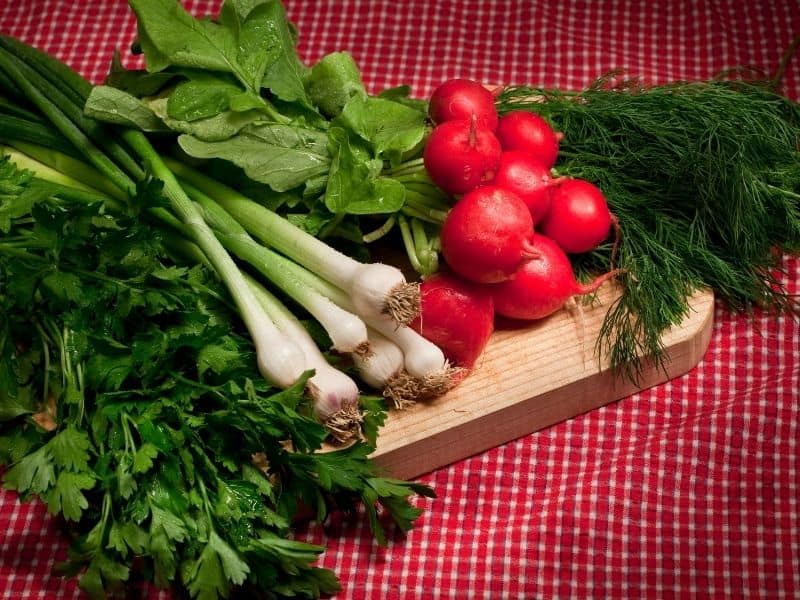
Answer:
top-left (411, 78), bottom-right (620, 373)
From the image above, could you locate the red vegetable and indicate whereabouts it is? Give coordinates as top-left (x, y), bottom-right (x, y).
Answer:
top-left (410, 271), bottom-right (495, 369)
top-left (423, 118), bottom-right (502, 195)
top-left (428, 78), bottom-right (499, 130)
top-left (492, 233), bottom-right (620, 320)
top-left (492, 150), bottom-right (561, 224)
top-left (540, 178), bottom-right (613, 254)
top-left (496, 110), bottom-right (562, 168)
top-left (440, 184), bottom-right (535, 283)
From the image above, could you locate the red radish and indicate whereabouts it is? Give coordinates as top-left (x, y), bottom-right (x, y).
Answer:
top-left (440, 184), bottom-right (535, 283)
top-left (423, 118), bottom-right (502, 195)
top-left (410, 271), bottom-right (495, 369)
top-left (540, 178), bottom-right (613, 254)
top-left (496, 110), bottom-right (562, 168)
top-left (428, 78), bottom-right (499, 130)
top-left (492, 233), bottom-right (620, 320)
top-left (492, 150), bottom-right (561, 224)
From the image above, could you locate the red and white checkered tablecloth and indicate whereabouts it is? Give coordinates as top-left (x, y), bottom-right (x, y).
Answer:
top-left (1, 1), bottom-right (799, 598)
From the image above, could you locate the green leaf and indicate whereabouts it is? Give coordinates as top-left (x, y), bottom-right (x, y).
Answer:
top-left (150, 265), bottom-right (188, 281)
top-left (324, 127), bottom-right (406, 215)
top-left (340, 94), bottom-right (427, 164)
top-left (3, 444), bottom-right (55, 495)
top-left (116, 455), bottom-right (137, 500)
top-left (306, 51), bottom-right (366, 117)
top-left (77, 563), bottom-right (105, 600)
top-left (197, 338), bottom-right (245, 376)
top-left (78, 554), bottom-right (130, 600)
top-left (361, 485), bottom-right (384, 545)
top-left (167, 75), bottom-right (259, 122)
top-left (186, 531), bottom-right (250, 599)
top-left (0, 399), bottom-right (33, 422)
top-left (85, 353), bottom-right (133, 391)
top-left (236, 2), bottom-right (282, 94)
top-left (178, 123), bottom-right (330, 192)
top-left (358, 395), bottom-right (386, 447)
top-left (148, 504), bottom-right (186, 588)
top-left (219, 0), bottom-right (272, 30)
top-left (45, 471), bottom-right (95, 521)
top-left (378, 85), bottom-right (429, 111)
top-left (104, 50), bottom-right (178, 96)
top-left (129, 0), bottom-right (240, 75)
top-left (132, 442), bottom-right (159, 474)
top-left (211, 531), bottom-right (250, 585)
top-left (40, 271), bottom-right (84, 303)
top-left (151, 504), bottom-right (188, 543)
top-left (48, 426), bottom-right (91, 472)
top-left (107, 520), bottom-right (149, 556)
top-left (106, 520), bottom-right (128, 555)
top-left (129, 0), bottom-right (309, 109)
top-left (138, 421), bottom-right (175, 453)
top-left (84, 85), bottom-right (169, 132)
top-left (252, 1), bottom-right (311, 106)
top-left (367, 476), bottom-right (418, 498)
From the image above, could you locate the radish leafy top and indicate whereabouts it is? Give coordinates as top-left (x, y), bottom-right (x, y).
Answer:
top-left (85, 0), bottom-right (430, 234)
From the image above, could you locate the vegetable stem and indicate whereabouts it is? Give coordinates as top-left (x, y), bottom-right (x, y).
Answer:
top-left (122, 130), bottom-right (306, 388)
top-left (182, 180), bottom-right (370, 355)
top-left (6, 141), bottom-right (129, 202)
top-left (0, 47), bottom-right (136, 197)
top-left (165, 157), bottom-right (420, 325)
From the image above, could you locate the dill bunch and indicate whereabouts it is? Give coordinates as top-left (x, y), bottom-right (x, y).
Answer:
top-left (497, 77), bottom-right (800, 380)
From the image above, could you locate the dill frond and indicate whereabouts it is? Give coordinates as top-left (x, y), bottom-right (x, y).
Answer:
top-left (498, 79), bottom-right (800, 378)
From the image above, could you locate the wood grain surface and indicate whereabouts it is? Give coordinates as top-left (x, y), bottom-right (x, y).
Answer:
top-left (371, 285), bottom-right (715, 480)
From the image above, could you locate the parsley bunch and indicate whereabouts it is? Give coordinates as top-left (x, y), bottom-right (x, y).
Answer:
top-left (0, 158), bottom-right (433, 598)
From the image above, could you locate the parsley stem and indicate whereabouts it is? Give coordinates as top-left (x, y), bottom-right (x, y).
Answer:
top-left (197, 477), bottom-right (216, 528)
top-left (167, 371), bottom-right (230, 403)
top-left (34, 321), bottom-right (51, 407)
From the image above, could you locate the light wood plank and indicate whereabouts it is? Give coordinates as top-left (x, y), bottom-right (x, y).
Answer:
top-left (370, 286), bottom-right (715, 480)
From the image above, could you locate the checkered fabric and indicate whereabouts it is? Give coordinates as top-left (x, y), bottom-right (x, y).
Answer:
top-left (1, 1), bottom-right (798, 598)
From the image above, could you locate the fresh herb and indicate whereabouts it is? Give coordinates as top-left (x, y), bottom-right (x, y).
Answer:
top-left (81, 0), bottom-right (440, 271)
top-left (0, 9), bottom-right (440, 596)
top-left (497, 76), bottom-right (800, 379)
top-left (0, 156), bottom-right (434, 599)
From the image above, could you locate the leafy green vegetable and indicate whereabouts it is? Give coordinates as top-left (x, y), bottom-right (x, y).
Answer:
top-left (0, 157), bottom-right (434, 599)
top-left (103, 50), bottom-right (178, 97)
top-left (339, 94), bottom-right (428, 165)
top-left (72, 0), bottom-right (441, 274)
top-left (167, 73), bottom-right (257, 122)
top-left (324, 127), bottom-right (406, 215)
top-left (148, 96), bottom-right (265, 141)
top-left (83, 85), bottom-right (169, 132)
top-left (178, 123), bottom-right (331, 191)
top-left (130, 0), bottom-right (246, 76)
top-left (130, 0), bottom-right (309, 114)
top-left (249, 0), bottom-right (311, 107)
top-left (306, 51), bottom-right (366, 117)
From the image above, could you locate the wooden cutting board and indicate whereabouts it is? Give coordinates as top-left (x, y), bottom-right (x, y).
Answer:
top-left (370, 285), bottom-right (715, 480)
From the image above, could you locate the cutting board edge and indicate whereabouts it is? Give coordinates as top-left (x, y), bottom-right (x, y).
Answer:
top-left (370, 289), bottom-right (716, 481)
